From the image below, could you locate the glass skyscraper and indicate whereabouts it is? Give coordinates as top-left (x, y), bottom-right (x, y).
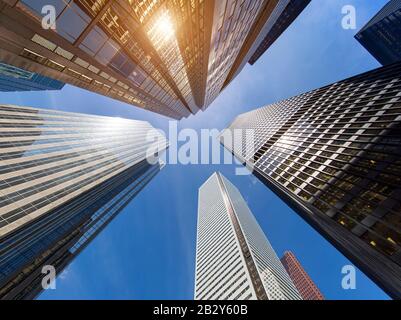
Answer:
top-left (0, 0), bottom-right (303, 119)
top-left (221, 62), bottom-right (401, 298)
top-left (195, 172), bottom-right (301, 300)
top-left (0, 104), bottom-right (167, 299)
top-left (0, 62), bottom-right (64, 92)
top-left (355, 0), bottom-right (401, 66)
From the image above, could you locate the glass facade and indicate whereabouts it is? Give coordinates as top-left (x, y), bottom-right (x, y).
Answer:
top-left (195, 172), bottom-right (301, 300)
top-left (0, 104), bottom-right (167, 299)
top-left (0, 62), bottom-right (64, 91)
top-left (221, 62), bottom-right (401, 298)
top-left (0, 0), bottom-right (298, 119)
top-left (355, 0), bottom-right (401, 66)
top-left (204, 0), bottom-right (269, 107)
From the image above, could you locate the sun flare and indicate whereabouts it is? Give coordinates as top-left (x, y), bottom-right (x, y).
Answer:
top-left (153, 13), bottom-right (175, 40)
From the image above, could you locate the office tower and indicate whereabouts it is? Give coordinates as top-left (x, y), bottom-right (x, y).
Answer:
top-left (0, 62), bottom-right (64, 91)
top-left (281, 251), bottom-right (324, 300)
top-left (221, 0), bottom-right (311, 88)
top-left (355, 0), bottom-right (401, 66)
top-left (0, 104), bottom-right (167, 300)
top-left (221, 61), bottom-right (401, 298)
top-left (0, 0), bottom-right (302, 119)
top-left (248, 0), bottom-right (311, 65)
top-left (194, 172), bottom-right (301, 300)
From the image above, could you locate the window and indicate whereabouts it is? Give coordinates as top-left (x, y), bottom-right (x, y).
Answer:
top-left (20, 48), bottom-right (47, 64)
top-left (56, 2), bottom-right (90, 42)
top-left (129, 67), bottom-right (147, 86)
top-left (80, 25), bottom-right (108, 56)
top-left (31, 34), bottom-right (57, 51)
top-left (109, 51), bottom-right (136, 77)
top-left (44, 59), bottom-right (64, 72)
top-left (74, 57), bottom-right (89, 68)
top-left (95, 39), bottom-right (120, 66)
top-left (54, 47), bottom-right (74, 60)
top-left (88, 65), bottom-right (99, 74)
top-left (21, 0), bottom-right (69, 16)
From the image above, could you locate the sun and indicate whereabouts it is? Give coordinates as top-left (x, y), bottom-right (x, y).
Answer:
top-left (153, 12), bottom-right (175, 40)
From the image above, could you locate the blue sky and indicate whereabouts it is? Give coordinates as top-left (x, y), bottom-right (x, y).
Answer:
top-left (0, 0), bottom-right (391, 300)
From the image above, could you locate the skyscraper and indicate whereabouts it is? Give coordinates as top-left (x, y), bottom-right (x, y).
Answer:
top-left (0, 0), bottom-right (302, 119)
top-left (355, 0), bottom-right (401, 66)
top-left (220, 0), bottom-right (311, 89)
top-left (194, 172), bottom-right (301, 300)
top-left (0, 104), bottom-right (168, 299)
top-left (281, 251), bottom-right (324, 300)
top-left (220, 61), bottom-right (401, 298)
top-left (0, 62), bottom-right (64, 91)
top-left (248, 0), bottom-right (311, 65)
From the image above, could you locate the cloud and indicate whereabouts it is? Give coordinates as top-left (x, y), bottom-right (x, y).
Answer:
top-left (59, 268), bottom-right (69, 281)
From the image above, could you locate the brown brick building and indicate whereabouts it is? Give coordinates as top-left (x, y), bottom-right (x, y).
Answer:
top-left (281, 251), bottom-right (324, 300)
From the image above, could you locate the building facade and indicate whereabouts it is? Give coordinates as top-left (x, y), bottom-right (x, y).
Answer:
top-left (194, 172), bottom-right (301, 300)
top-left (221, 62), bottom-right (401, 298)
top-left (281, 251), bottom-right (324, 300)
top-left (0, 104), bottom-right (167, 299)
top-left (355, 0), bottom-right (401, 66)
top-left (0, 62), bottom-right (64, 91)
top-left (0, 0), bottom-right (302, 119)
top-left (248, 0), bottom-right (311, 65)
top-left (222, 0), bottom-right (310, 89)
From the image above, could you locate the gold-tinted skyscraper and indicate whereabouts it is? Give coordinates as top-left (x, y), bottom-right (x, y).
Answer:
top-left (0, 0), bottom-right (300, 119)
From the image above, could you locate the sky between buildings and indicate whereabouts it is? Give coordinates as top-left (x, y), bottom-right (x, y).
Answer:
top-left (0, 0), bottom-right (391, 300)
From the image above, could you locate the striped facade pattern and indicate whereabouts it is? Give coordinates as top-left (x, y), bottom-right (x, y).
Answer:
top-left (0, 62), bottom-right (64, 91)
top-left (195, 172), bottom-right (301, 300)
top-left (221, 61), bottom-right (401, 298)
top-left (281, 251), bottom-right (324, 300)
top-left (222, 0), bottom-right (290, 87)
top-left (203, 0), bottom-right (279, 107)
top-left (0, 104), bottom-right (167, 299)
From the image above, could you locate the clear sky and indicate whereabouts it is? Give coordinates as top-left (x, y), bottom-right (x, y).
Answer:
top-left (0, 0), bottom-right (391, 300)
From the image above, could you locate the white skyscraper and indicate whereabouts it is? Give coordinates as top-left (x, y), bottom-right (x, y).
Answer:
top-left (194, 172), bottom-right (301, 300)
